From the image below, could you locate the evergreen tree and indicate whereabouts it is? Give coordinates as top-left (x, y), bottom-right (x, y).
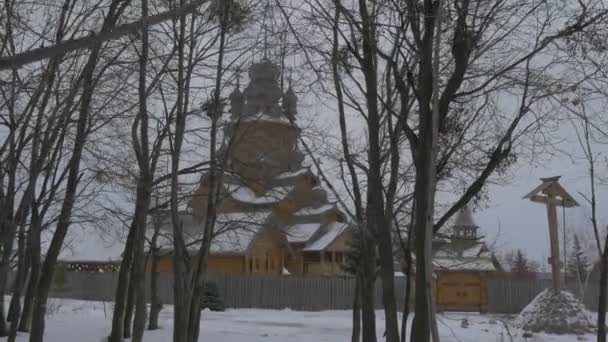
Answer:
top-left (507, 249), bottom-right (537, 278)
top-left (200, 282), bottom-right (225, 312)
top-left (342, 226), bottom-right (364, 276)
top-left (568, 234), bottom-right (590, 282)
top-left (52, 264), bottom-right (69, 292)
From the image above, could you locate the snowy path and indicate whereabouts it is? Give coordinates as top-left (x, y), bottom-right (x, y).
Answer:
top-left (2, 298), bottom-right (596, 341)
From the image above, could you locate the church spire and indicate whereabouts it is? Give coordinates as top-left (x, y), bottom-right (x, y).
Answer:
top-left (229, 67), bottom-right (243, 118)
top-left (242, 59), bottom-right (282, 118)
top-left (283, 70), bottom-right (297, 121)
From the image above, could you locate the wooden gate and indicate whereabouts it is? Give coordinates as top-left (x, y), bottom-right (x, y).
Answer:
top-left (436, 272), bottom-right (486, 311)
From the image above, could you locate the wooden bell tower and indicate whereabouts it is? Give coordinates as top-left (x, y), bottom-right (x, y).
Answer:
top-left (523, 176), bottom-right (579, 293)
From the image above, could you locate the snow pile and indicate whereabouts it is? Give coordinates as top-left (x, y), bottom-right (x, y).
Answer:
top-left (512, 288), bottom-right (595, 335)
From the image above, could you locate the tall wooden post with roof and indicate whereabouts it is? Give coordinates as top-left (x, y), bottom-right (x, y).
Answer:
top-left (523, 176), bottom-right (579, 293)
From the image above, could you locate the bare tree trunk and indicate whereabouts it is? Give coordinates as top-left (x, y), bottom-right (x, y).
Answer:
top-left (109, 224), bottom-right (135, 342)
top-left (18, 221), bottom-right (40, 332)
top-left (411, 1), bottom-right (443, 341)
top-left (7, 224), bottom-right (27, 342)
top-left (186, 5), bottom-right (228, 340)
top-left (597, 232), bottom-right (608, 342)
top-left (0, 178), bottom-right (16, 338)
top-left (131, 183), bottom-right (153, 342)
top-left (360, 264), bottom-right (377, 342)
top-left (171, 3), bottom-right (193, 341)
top-left (330, 5), bottom-right (367, 341)
top-left (131, 1), bottom-right (152, 339)
top-left (0, 268), bottom-right (6, 336)
top-left (355, 0), bottom-right (399, 339)
top-left (351, 275), bottom-right (361, 342)
top-left (148, 205), bottom-right (162, 331)
top-left (400, 226), bottom-right (413, 342)
top-left (19, 186), bottom-right (51, 334)
top-left (7, 224), bottom-right (27, 325)
top-left (123, 257), bottom-right (135, 339)
top-left (401, 268), bottom-right (412, 342)
top-left (148, 250), bottom-right (161, 330)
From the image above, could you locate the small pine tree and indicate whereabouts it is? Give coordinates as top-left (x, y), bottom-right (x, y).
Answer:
top-left (568, 234), bottom-right (590, 282)
top-left (52, 264), bottom-right (69, 292)
top-left (509, 249), bottom-right (537, 278)
top-left (342, 227), bottom-right (364, 276)
top-left (201, 282), bottom-right (225, 312)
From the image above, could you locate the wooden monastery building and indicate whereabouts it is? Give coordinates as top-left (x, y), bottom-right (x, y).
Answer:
top-left (152, 59), bottom-right (352, 276)
top-left (431, 207), bottom-right (502, 312)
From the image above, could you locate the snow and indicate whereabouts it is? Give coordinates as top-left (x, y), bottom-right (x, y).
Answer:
top-left (303, 222), bottom-right (348, 251)
top-left (512, 289), bottom-right (595, 334)
top-left (225, 183), bottom-right (294, 204)
top-left (293, 204), bottom-right (334, 216)
top-left (432, 258), bottom-right (497, 271)
top-left (6, 297), bottom-right (597, 342)
top-left (284, 222), bottom-right (322, 243)
top-left (275, 168), bottom-right (310, 180)
top-left (461, 244), bottom-right (485, 258)
top-left (209, 226), bottom-right (260, 254)
top-left (212, 211), bottom-right (273, 254)
top-left (242, 112), bottom-right (293, 125)
top-left (433, 243), bottom-right (496, 271)
top-left (153, 211), bottom-right (272, 255)
top-left (216, 211), bottom-right (272, 229)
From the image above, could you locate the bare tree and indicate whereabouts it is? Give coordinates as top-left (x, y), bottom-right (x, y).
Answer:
top-left (28, 2), bottom-right (133, 341)
top-left (0, 0), bottom-right (212, 70)
top-left (273, 1), bottom-right (608, 342)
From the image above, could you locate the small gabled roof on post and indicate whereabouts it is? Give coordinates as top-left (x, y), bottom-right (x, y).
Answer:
top-left (523, 176), bottom-right (579, 207)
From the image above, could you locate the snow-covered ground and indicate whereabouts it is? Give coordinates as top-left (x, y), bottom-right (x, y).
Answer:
top-left (4, 298), bottom-right (597, 341)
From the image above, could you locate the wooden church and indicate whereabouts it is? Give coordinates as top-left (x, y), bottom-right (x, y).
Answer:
top-left (432, 207), bottom-right (502, 312)
top-left (153, 59), bottom-right (352, 275)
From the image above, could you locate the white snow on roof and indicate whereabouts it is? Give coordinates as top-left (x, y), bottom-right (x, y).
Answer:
top-left (284, 222), bottom-right (322, 243)
top-left (432, 242), bottom-right (495, 271)
top-left (303, 222), bottom-right (348, 251)
top-left (294, 204), bottom-right (334, 216)
top-left (433, 258), bottom-right (496, 271)
top-left (154, 211), bottom-right (271, 255)
top-left (210, 225), bottom-right (261, 254)
top-left (213, 211), bottom-right (272, 254)
top-left (216, 210), bottom-right (271, 225)
top-left (225, 183), bottom-right (293, 204)
top-left (461, 243), bottom-right (485, 258)
top-left (276, 168), bottom-right (309, 180)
